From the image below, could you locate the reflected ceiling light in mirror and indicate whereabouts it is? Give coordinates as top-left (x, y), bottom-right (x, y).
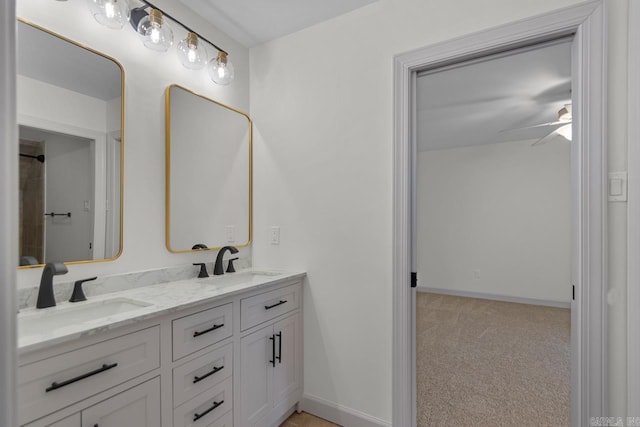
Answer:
top-left (177, 32), bottom-right (208, 70)
top-left (136, 8), bottom-right (173, 52)
top-left (87, 0), bottom-right (131, 29)
top-left (208, 51), bottom-right (234, 85)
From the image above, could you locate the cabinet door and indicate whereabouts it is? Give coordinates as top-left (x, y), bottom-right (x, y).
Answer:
top-left (272, 313), bottom-right (300, 418)
top-left (82, 377), bottom-right (160, 427)
top-left (240, 324), bottom-right (274, 427)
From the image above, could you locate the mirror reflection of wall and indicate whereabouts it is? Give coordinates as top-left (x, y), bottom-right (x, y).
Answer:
top-left (16, 19), bottom-right (123, 267)
top-left (166, 85), bottom-right (252, 252)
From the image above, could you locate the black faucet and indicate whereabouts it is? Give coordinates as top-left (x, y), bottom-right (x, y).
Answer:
top-left (36, 261), bottom-right (68, 309)
top-left (214, 246), bottom-right (238, 275)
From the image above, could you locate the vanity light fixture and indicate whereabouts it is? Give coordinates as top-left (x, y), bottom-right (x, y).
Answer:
top-left (177, 32), bottom-right (208, 70)
top-left (87, 0), bottom-right (131, 29)
top-left (82, 0), bottom-right (234, 84)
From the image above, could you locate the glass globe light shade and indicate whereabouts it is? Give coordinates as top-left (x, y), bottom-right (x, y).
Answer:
top-left (177, 32), bottom-right (208, 70)
top-left (87, 0), bottom-right (130, 29)
top-left (208, 51), bottom-right (235, 85)
top-left (137, 9), bottom-right (173, 52)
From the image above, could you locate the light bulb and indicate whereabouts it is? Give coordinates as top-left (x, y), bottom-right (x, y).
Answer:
top-left (137, 9), bottom-right (173, 52)
top-left (208, 51), bottom-right (235, 85)
top-left (87, 0), bottom-right (130, 29)
top-left (177, 32), bottom-right (208, 70)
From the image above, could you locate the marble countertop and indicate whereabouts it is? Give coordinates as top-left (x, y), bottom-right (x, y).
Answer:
top-left (18, 269), bottom-right (306, 355)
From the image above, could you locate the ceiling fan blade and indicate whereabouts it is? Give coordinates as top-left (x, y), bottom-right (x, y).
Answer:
top-left (501, 119), bottom-right (570, 133)
top-left (531, 129), bottom-right (562, 146)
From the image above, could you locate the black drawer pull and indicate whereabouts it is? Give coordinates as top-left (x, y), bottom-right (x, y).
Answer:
top-left (193, 323), bottom-right (224, 338)
top-left (265, 300), bottom-right (287, 310)
top-left (45, 363), bottom-right (118, 392)
top-left (193, 400), bottom-right (224, 422)
top-left (193, 365), bottom-right (224, 384)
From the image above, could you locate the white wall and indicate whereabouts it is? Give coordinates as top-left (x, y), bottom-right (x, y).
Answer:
top-left (44, 132), bottom-right (93, 263)
top-left (250, 0), bottom-right (629, 422)
top-left (17, 75), bottom-right (108, 133)
top-left (417, 140), bottom-right (571, 303)
top-left (16, 0), bottom-right (251, 288)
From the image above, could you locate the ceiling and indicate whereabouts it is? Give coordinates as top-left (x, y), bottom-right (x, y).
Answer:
top-left (179, 0), bottom-right (378, 47)
top-left (417, 38), bottom-right (572, 152)
top-left (17, 22), bottom-right (121, 101)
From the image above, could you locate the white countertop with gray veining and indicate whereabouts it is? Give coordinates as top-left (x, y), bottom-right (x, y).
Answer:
top-left (18, 269), bottom-right (306, 355)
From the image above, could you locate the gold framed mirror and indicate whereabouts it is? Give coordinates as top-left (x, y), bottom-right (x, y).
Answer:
top-left (165, 84), bottom-right (252, 252)
top-left (17, 19), bottom-right (124, 269)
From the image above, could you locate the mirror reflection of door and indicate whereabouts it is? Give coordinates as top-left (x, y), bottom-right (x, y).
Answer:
top-left (19, 125), bottom-right (94, 264)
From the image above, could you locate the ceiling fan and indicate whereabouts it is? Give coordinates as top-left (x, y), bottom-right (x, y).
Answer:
top-left (503, 103), bottom-right (573, 146)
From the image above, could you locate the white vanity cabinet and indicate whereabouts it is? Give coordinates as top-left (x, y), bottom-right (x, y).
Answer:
top-left (18, 274), bottom-right (304, 427)
top-left (239, 284), bottom-right (302, 427)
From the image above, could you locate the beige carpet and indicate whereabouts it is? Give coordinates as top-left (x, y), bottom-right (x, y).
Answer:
top-left (416, 292), bottom-right (570, 426)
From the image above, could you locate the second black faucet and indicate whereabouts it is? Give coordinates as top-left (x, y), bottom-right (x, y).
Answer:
top-left (214, 246), bottom-right (238, 275)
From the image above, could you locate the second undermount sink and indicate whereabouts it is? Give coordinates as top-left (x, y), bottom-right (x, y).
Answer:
top-left (18, 297), bottom-right (152, 340)
top-left (198, 270), bottom-right (282, 287)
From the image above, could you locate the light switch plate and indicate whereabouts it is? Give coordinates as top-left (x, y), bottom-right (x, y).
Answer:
top-left (608, 172), bottom-right (628, 202)
top-left (270, 226), bottom-right (280, 245)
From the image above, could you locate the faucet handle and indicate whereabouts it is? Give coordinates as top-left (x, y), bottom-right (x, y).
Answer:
top-left (192, 243), bottom-right (208, 250)
top-left (193, 263), bottom-right (209, 278)
top-left (226, 258), bottom-right (238, 273)
top-left (69, 276), bottom-right (97, 303)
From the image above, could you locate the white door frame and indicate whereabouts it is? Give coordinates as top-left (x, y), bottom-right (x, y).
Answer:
top-left (0, 1), bottom-right (18, 426)
top-left (627, 0), bottom-right (640, 418)
top-left (392, 2), bottom-right (607, 426)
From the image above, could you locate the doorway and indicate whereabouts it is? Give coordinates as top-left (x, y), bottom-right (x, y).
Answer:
top-left (414, 39), bottom-right (573, 424)
top-left (392, 2), bottom-right (607, 426)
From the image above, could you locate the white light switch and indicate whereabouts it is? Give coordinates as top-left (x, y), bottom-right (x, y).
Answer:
top-left (608, 172), bottom-right (628, 202)
top-left (270, 226), bottom-right (280, 245)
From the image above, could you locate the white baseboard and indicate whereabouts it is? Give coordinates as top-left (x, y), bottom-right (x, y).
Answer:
top-left (300, 394), bottom-right (391, 427)
top-left (416, 286), bottom-right (571, 308)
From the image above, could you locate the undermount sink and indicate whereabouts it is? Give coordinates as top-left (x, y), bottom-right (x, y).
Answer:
top-left (19, 297), bottom-right (152, 339)
top-left (198, 270), bottom-right (282, 286)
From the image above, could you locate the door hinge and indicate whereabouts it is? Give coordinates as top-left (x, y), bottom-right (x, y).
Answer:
top-left (572, 285), bottom-right (575, 300)
top-left (411, 272), bottom-right (417, 288)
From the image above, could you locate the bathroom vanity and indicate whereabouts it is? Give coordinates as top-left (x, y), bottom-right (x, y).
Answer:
top-left (17, 270), bottom-right (304, 427)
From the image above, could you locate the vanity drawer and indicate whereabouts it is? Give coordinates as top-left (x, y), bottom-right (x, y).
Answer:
top-left (173, 343), bottom-right (233, 407)
top-left (18, 326), bottom-right (160, 424)
top-left (241, 283), bottom-right (300, 331)
top-left (173, 303), bottom-right (233, 361)
top-left (173, 376), bottom-right (233, 427)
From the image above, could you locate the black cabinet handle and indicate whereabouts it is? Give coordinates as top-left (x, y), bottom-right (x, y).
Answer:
top-left (193, 323), bottom-right (224, 337)
top-left (193, 365), bottom-right (224, 384)
top-left (276, 331), bottom-right (282, 364)
top-left (269, 334), bottom-right (276, 367)
top-left (45, 363), bottom-right (118, 392)
top-left (193, 400), bottom-right (224, 422)
top-left (265, 300), bottom-right (287, 310)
